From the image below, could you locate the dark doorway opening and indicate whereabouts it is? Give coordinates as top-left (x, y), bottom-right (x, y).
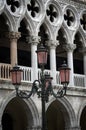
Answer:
top-left (2, 113), bottom-right (13, 130)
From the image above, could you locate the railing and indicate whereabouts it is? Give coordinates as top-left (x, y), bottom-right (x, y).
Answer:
top-left (19, 66), bottom-right (32, 83)
top-left (74, 74), bottom-right (85, 87)
top-left (0, 63), bottom-right (85, 87)
top-left (38, 69), bottom-right (51, 80)
top-left (0, 63), bottom-right (11, 80)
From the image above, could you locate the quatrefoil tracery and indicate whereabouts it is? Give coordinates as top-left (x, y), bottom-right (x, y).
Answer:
top-left (80, 14), bottom-right (86, 31)
top-left (46, 4), bottom-right (58, 23)
top-left (6, 0), bottom-right (20, 13)
top-left (27, 0), bottom-right (39, 18)
top-left (64, 9), bottom-right (74, 27)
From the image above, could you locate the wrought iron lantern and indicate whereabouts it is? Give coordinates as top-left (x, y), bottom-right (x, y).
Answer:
top-left (36, 43), bottom-right (48, 66)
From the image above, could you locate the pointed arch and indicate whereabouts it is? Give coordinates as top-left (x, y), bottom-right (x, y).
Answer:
top-left (46, 96), bottom-right (76, 129)
top-left (0, 91), bottom-right (40, 128)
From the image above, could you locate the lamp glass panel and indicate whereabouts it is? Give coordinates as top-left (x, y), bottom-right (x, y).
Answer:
top-left (60, 70), bottom-right (65, 84)
top-left (60, 69), bottom-right (70, 84)
top-left (65, 69), bottom-right (70, 83)
top-left (11, 71), bottom-right (17, 85)
top-left (38, 51), bottom-right (47, 65)
top-left (11, 71), bottom-right (22, 85)
top-left (16, 71), bottom-right (22, 85)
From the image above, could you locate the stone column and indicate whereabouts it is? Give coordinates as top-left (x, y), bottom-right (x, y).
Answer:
top-left (8, 32), bottom-right (21, 67)
top-left (63, 44), bottom-right (76, 86)
top-left (47, 40), bottom-right (59, 85)
top-left (28, 36), bottom-right (40, 81)
top-left (80, 47), bottom-right (86, 87)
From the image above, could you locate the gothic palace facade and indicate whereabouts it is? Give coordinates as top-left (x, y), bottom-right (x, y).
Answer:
top-left (0, 0), bottom-right (86, 130)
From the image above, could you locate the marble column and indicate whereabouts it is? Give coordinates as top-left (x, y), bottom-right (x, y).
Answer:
top-left (28, 35), bottom-right (40, 81)
top-left (47, 40), bottom-right (59, 85)
top-left (63, 44), bottom-right (76, 86)
top-left (8, 32), bottom-right (21, 67)
top-left (80, 47), bottom-right (86, 87)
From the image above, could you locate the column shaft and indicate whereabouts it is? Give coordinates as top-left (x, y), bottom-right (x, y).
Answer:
top-left (63, 44), bottom-right (76, 86)
top-left (8, 32), bottom-right (21, 67)
top-left (48, 40), bottom-right (59, 85)
top-left (81, 48), bottom-right (86, 87)
top-left (28, 36), bottom-right (40, 81)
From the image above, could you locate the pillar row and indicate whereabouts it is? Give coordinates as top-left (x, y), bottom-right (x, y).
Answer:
top-left (63, 44), bottom-right (76, 86)
top-left (8, 32), bottom-right (21, 67)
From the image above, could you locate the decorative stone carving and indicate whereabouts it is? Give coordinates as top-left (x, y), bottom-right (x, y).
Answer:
top-left (63, 44), bottom-right (76, 52)
top-left (46, 40), bottom-right (59, 49)
top-left (27, 35), bottom-right (41, 45)
top-left (27, 0), bottom-right (40, 18)
top-left (7, 32), bottom-right (21, 42)
top-left (6, 0), bottom-right (20, 13)
top-left (46, 4), bottom-right (58, 23)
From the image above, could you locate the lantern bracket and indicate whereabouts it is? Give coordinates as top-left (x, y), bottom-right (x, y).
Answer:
top-left (15, 74), bottom-right (67, 100)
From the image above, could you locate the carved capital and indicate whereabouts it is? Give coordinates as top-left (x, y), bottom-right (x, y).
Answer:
top-left (47, 40), bottom-right (59, 49)
top-left (63, 44), bottom-right (76, 52)
top-left (7, 32), bottom-right (21, 40)
top-left (27, 35), bottom-right (41, 45)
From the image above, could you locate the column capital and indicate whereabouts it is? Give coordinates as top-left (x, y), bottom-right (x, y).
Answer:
top-left (27, 35), bottom-right (41, 45)
top-left (63, 44), bottom-right (76, 52)
top-left (7, 32), bottom-right (21, 40)
top-left (46, 40), bottom-right (59, 49)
